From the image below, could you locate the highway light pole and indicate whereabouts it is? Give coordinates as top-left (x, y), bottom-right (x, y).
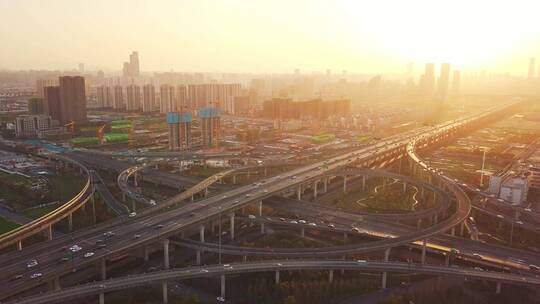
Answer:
top-left (218, 206), bottom-right (222, 264)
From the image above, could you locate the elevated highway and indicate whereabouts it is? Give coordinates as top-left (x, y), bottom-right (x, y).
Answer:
top-left (0, 101), bottom-right (519, 300)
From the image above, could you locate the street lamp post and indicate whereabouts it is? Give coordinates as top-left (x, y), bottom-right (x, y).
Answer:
top-left (218, 206), bottom-right (222, 264)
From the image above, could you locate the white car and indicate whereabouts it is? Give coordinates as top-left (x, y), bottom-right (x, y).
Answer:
top-left (298, 220), bottom-right (307, 224)
top-left (248, 214), bottom-right (256, 219)
top-left (128, 212), bottom-right (137, 218)
top-left (290, 220), bottom-right (298, 224)
top-left (30, 273), bottom-right (42, 279)
top-left (70, 245), bottom-right (82, 252)
top-left (27, 260), bottom-right (38, 268)
top-left (357, 260), bottom-right (367, 263)
top-left (84, 252), bottom-right (95, 258)
top-left (308, 222), bottom-right (317, 227)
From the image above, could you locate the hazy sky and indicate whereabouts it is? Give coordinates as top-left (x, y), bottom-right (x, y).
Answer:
top-left (1, 0), bottom-right (540, 74)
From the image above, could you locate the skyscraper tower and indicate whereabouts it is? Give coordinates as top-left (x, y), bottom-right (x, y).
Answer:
top-left (167, 112), bottom-right (192, 150)
top-left (59, 76), bottom-right (87, 124)
top-left (451, 70), bottom-right (461, 96)
top-left (142, 84), bottom-right (156, 112)
top-left (199, 106), bottom-right (220, 149)
top-left (438, 63), bottom-right (451, 101)
top-left (126, 85), bottom-right (141, 111)
top-left (130, 51), bottom-right (140, 77)
top-left (528, 58), bottom-right (536, 79)
top-left (421, 63), bottom-right (435, 97)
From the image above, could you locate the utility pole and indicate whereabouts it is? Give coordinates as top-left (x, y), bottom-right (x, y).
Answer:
top-left (480, 149), bottom-right (486, 187)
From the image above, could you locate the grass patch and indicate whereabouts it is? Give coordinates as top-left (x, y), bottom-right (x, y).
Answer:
top-left (22, 205), bottom-right (57, 219)
top-left (0, 216), bottom-right (20, 235)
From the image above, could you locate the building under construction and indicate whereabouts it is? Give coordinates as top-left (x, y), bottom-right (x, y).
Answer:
top-left (199, 107), bottom-right (220, 148)
top-left (167, 112), bottom-right (192, 150)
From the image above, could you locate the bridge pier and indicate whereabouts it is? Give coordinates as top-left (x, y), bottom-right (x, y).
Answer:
top-left (300, 227), bottom-right (305, 237)
top-left (47, 224), bottom-right (53, 241)
top-left (362, 176), bottom-right (366, 191)
top-left (382, 247), bottom-right (391, 289)
top-left (243, 255), bottom-right (247, 262)
top-left (496, 282), bottom-right (502, 294)
top-left (229, 213), bottom-right (235, 240)
top-left (343, 175), bottom-right (347, 193)
top-left (328, 269), bottom-right (334, 283)
top-left (421, 239), bottom-right (427, 265)
top-left (17, 240), bottom-right (22, 251)
top-left (323, 178), bottom-right (328, 193)
top-left (196, 250), bottom-right (201, 265)
top-left (100, 258), bottom-right (107, 280)
top-left (91, 194), bottom-right (96, 224)
top-left (68, 212), bottom-right (73, 232)
top-left (199, 225), bottom-right (205, 243)
top-left (131, 199), bottom-right (136, 213)
top-left (460, 222), bottom-right (465, 236)
top-left (313, 180), bottom-right (318, 198)
top-left (163, 239), bottom-right (170, 270)
top-left (297, 185), bottom-right (302, 200)
top-left (445, 253), bottom-right (450, 267)
top-left (232, 174), bottom-right (237, 185)
top-left (99, 292), bottom-right (105, 304)
top-left (509, 223), bottom-right (514, 245)
top-left (402, 182), bottom-right (407, 194)
top-left (450, 227), bottom-right (455, 236)
top-left (221, 274), bottom-right (226, 299)
top-left (258, 201), bottom-right (265, 234)
top-left (162, 280), bottom-right (168, 304)
top-left (275, 270), bottom-right (280, 284)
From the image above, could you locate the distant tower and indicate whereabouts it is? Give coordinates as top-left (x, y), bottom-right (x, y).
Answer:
top-left (126, 85), bottom-right (141, 111)
top-left (451, 70), bottom-right (461, 96)
top-left (528, 58), bottom-right (536, 79)
top-left (142, 84), bottom-right (156, 113)
top-left (421, 63), bottom-right (435, 97)
top-left (199, 107), bottom-right (220, 148)
top-left (130, 51), bottom-right (140, 77)
top-left (167, 112), bottom-right (192, 150)
top-left (438, 63), bottom-right (451, 101)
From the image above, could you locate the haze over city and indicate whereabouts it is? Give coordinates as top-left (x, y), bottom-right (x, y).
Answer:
top-left (2, 0), bottom-right (540, 73)
top-left (2, 1), bottom-right (540, 304)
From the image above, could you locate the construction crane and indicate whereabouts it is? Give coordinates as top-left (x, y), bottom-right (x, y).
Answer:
top-left (97, 124), bottom-right (106, 144)
top-left (64, 121), bottom-right (75, 135)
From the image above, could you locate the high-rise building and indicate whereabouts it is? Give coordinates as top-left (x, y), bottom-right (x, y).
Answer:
top-left (528, 58), bottom-right (536, 79)
top-left (78, 63), bottom-right (85, 74)
top-left (122, 51), bottom-right (140, 78)
top-left (199, 107), bottom-right (220, 148)
top-left (438, 63), bottom-right (451, 100)
top-left (160, 84), bottom-right (175, 113)
top-left (15, 114), bottom-right (52, 138)
top-left (421, 63), bottom-right (435, 97)
top-left (28, 97), bottom-right (44, 114)
top-left (126, 85), bottom-right (141, 111)
top-left (451, 70), bottom-right (461, 96)
top-left (167, 112), bottom-right (192, 150)
top-left (58, 76), bottom-right (87, 124)
top-left (44, 86), bottom-right (61, 122)
top-left (142, 84), bottom-right (156, 113)
top-left (36, 79), bottom-right (58, 98)
top-left (96, 86), bottom-right (113, 108)
top-left (113, 85), bottom-right (124, 110)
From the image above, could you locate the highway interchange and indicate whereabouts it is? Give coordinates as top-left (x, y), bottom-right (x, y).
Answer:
top-left (2, 100), bottom-right (539, 303)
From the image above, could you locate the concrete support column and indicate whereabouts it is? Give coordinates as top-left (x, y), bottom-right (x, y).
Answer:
top-left (204, 187), bottom-right (208, 197)
top-left (323, 178), bottom-right (328, 193)
top-left (460, 222), bottom-right (465, 237)
top-left (343, 175), bottom-right (347, 193)
top-left (91, 194), bottom-right (96, 224)
top-left (275, 270), bottom-right (280, 284)
top-left (68, 212), bottom-right (73, 232)
top-left (232, 175), bottom-right (237, 185)
top-left (382, 247), bottom-right (391, 289)
top-left (297, 185), bottom-right (302, 200)
top-left (258, 201), bottom-right (265, 234)
top-left (313, 180), bottom-right (318, 198)
top-left (416, 219), bottom-right (422, 229)
top-left (328, 270), bottom-right (334, 283)
top-left (362, 175), bottom-right (366, 191)
top-left (17, 240), bottom-right (22, 251)
top-left (220, 275), bottom-right (226, 299)
top-left (196, 250), bottom-right (201, 265)
top-left (421, 187), bottom-right (425, 199)
top-left (300, 227), bottom-right (305, 237)
top-left (496, 282), bottom-right (502, 294)
top-left (52, 277), bottom-right (60, 291)
top-left (509, 223), bottom-right (514, 245)
top-left (450, 227), bottom-right (455, 236)
top-left (514, 210), bottom-right (520, 220)
top-left (162, 281), bottom-right (168, 304)
top-left (229, 213), bottom-right (235, 241)
top-left (163, 239), bottom-right (170, 269)
top-left (402, 182), bottom-right (407, 194)
top-left (100, 258), bottom-right (107, 280)
top-left (131, 199), bottom-right (136, 213)
top-left (47, 225), bottom-right (53, 241)
top-left (199, 225), bottom-right (205, 243)
top-left (143, 246), bottom-right (149, 262)
top-left (99, 293), bottom-right (105, 304)
top-left (498, 221), bottom-right (503, 229)
top-left (421, 239), bottom-right (427, 265)
top-left (243, 255), bottom-right (247, 262)
top-left (445, 253), bottom-right (450, 267)
top-left (133, 173), bottom-right (138, 187)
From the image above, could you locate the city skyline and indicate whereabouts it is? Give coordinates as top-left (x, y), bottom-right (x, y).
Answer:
top-left (1, 0), bottom-right (540, 74)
